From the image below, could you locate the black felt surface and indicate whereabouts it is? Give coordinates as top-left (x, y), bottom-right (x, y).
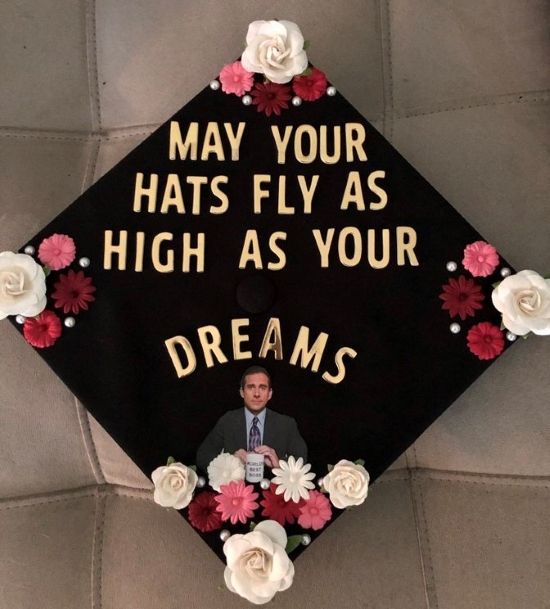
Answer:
top-left (12, 73), bottom-right (514, 562)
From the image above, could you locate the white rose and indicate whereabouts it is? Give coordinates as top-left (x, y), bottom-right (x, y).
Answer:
top-left (223, 520), bottom-right (294, 604)
top-left (0, 251), bottom-right (47, 320)
top-left (323, 459), bottom-right (370, 509)
top-left (151, 462), bottom-right (197, 509)
top-left (207, 452), bottom-right (245, 492)
top-left (241, 20), bottom-right (308, 84)
top-left (492, 270), bottom-right (550, 336)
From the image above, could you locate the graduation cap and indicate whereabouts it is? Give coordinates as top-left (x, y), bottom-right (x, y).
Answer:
top-left (5, 18), bottom-right (540, 601)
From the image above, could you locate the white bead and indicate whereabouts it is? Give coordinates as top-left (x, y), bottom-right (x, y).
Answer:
top-left (15, 315), bottom-right (25, 325)
top-left (24, 245), bottom-right (35, 255)
top-left (450, 323), bottom-right (461, 334)
top-left (292, 96), bottom-right (302, 107)
top-left (301, 534), bottom-right (311, 546)
top-left (79, 257), bottom-right (90, 268)
top-left (446, 261), bottom-right (458, 272)
top-left (326, 86), bottom-right (337, 97)
top-left (64, 317), bottom-right (76, 328)
top-left (260, 478), bottom-right (270, 490)
top-left (317, 477), bottom-right (325, 488)
top-left (209, 79), bottom-right (220, 91)
top-left (506, 331), bottom-right (517, 342)
top-left (197, 476), bottom-right (206, 488)
top-left (242, 94), bottom-right (252, 106)
top-left (219, 529), bottom-right (231, 542)
top-left (500, 267), bottom-right (511, 278)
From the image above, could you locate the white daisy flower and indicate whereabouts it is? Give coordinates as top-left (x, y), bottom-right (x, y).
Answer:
top-left (271, 456), bottom-right (316, 503)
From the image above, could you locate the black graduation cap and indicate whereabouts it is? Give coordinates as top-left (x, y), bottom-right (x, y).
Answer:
top-left (10, 58), bottom-right (514, 561)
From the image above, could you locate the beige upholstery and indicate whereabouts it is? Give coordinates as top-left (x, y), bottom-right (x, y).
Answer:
top-left (1, 2), bottom-right (549, 608)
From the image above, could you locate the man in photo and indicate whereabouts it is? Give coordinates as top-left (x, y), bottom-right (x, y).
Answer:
top-left (196, 365), bottom-right (307, 471)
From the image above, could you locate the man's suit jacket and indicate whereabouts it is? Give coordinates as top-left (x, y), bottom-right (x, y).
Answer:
top-left (196, 408), bottom-right (307, 472)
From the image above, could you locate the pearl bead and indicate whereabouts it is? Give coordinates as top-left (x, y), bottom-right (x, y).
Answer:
top-left (24, 245), bottom-right (35, 255)
top-left (219, 529), bottom-right (231, 542)
top-left (78, 257), bottom-right (90, 268)
top-left (15, 315), bottom-right (25, 325)
top-left (500, 267), bottom-right (511, 278)
top-left (301, 534), bottom-right (311, 546)
top-left (292, 96), bottom-right (302, 107)
top-left (326, 86), bottom-right (337, 97)
top-left (317, 477), bottom-right (325, 488)
top-left (197, 476), bottom-right (206, 488)
top-left (260, 478), bottom-right (270, 490)
top-left (64, 317), bottom-right (76, 328)
top-left (450, 323), bottom-right (461, 334)
top-left (446, 261), bottom-right (458, 272)
top-left (209, 79), bottom-right (220, 91)
top-left (506, 331), bottom-right (517, 342)
top-left (242, 94), bottom-right (252, 106)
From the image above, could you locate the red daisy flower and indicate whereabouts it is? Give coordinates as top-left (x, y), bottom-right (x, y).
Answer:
top-left (52, 270), bottom-right (96, 315)
top-left (188, 491), bottom-right (223, 533)
top-left (23, 310), bottom-right (62, 348)
top-left (292, 68), bottom-right (328, 102)
top-left (260, 483), bottom-right (304, 526)
top-left (251, 82), bottom-right (292, 116)
top-left (439, 275), bottom-right (484, 320)
top-left (467, 322), bottom-right (505, 360)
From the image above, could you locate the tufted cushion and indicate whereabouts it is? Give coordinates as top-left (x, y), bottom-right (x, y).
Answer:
top-left (1, 2), bottom-right (549, 607)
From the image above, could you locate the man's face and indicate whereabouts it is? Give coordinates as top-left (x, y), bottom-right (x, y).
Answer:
top-left (240, 372), bottom-right (272, 413)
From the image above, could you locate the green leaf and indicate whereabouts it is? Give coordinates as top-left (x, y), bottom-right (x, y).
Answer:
top-left (355, 459), bottom-right (366, 467)
top-left (42, 266), bottom-right (51, 277)
top-left (249, 521), bottom-right (257, 531)
top-left (327, 464), bottom-right (334, 472)
top-left (166, 456), bottom-right (176, 466)
top-left (189, 464), bottom-right (197, 472)
top-left (491, 281), bottom-right (501, 288)
top-left (285, 535), bottom-right (302, 554)
top-left (522, 332), bottom-right (531, 340)
top-left (303, 40), bottom-right (311, 50)
top-left (300, 67), bottom-right (312, 77)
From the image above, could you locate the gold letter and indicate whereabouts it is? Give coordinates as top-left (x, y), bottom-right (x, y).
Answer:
top-left (320, 125), bottom-right (341, 164)
top-left (268, 232), bottom-right (287, 270)
top-left (322, 347), bottom-right (358, 384)
top-left (103, 230), bottom-right (127, 270)
top-left (186, 176), bottom-right (208, 215)
top-left (290, 326), bottom-right (328, 373)
top-left (160, 174), bottom-right (185, 214)
top-left (253, 175), bottom-right (271, 214)
top-left (201, 122), bottom-right (224, 161)
top-left (298, 175), bottom-right (319, 214)
top-left (224, 122), bottom-right (246, 161)
top-left (312, 228), bottom-right (335, 268)
top-left (368, 170), bottom-right (388, 210)
top-left (367, 228), bottom-right (390, 269)
top-left (271, 126), bottom-right (293, 164)
top-left (341, 171), bottom-right (365, 210)
top-left (345, 123), bottom-right (367, 162)
top-left (239, 230), bottom-right (263, 269)
top-left (338, 227), bottom-right (362, 267)
top-left (169, 121), bottom-right (198, 160)
top-left (182, 233), bottom-right (205, 272)
top-left (152, 232), bottom-right (174, 273)
top-left (231, 318), bottom-right (252, 360)
top-left (197, 325), bottom-right (228, 368)
top-left (134, 231), bottom-right (145, 272)
top-left (210, 176), bottom-right (229, 214)
top-left (165, 336), bottom-right (197, 378)
top-left (294, 125), bottom-right (317, 164)
top-left (259, 318), bottom-right (283, 360)
top-left (133, 172), bottom-right (158, 213)
top-left (396, 226), bottom-right (419, 266)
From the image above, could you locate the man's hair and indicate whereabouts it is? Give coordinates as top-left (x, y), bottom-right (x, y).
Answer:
top-left (240, 365), bottom-right (272, 389)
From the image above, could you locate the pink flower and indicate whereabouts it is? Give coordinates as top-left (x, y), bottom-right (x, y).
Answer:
top-left (462, 241), bottom-right (499, 277)
top-left (298, 490), bottom-right (332, 530)
top-left (467, 321), bottom-right (505, 360)
top-left (38, 234), bottom-right (76, 270)
top-left (219, 61), bottom-right (254, 96)
top-left (23, 310), bottom-right (62, 348)
top-left (215, 480), bottom-right (259, 525)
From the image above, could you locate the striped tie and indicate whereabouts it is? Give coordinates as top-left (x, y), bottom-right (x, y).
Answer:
top-left (249, 416), bottom-right (261, 451)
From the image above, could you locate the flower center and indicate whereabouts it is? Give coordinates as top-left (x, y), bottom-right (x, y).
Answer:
top-left (477, 255), bottom-right (486, 263)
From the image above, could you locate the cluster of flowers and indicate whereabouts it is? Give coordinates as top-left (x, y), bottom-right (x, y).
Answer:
top-left (215, 20), bottom-right (329, 116)
top-left (439, 240), bottom-right (550, 359)
top-left (151, 453), bottom-right (369, 604)
top-left (0, 234), bottom-right (95, 348)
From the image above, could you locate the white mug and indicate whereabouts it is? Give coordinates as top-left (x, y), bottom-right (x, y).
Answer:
top-left (245, 452), bottom-right (264, 483)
